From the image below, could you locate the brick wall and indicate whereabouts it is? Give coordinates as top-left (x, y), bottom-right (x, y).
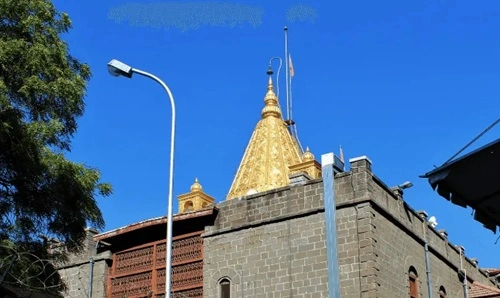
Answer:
top-left (203, 157), bottom-right (495, 297)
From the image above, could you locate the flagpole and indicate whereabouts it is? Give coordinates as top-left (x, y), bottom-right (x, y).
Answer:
top-left (284, 26), bottom-right (290, 121)
top-left (289, 54), bottom-right (293, 121)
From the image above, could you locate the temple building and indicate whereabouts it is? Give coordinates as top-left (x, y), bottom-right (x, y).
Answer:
top-left (54, 74), bottom-right (500, 298)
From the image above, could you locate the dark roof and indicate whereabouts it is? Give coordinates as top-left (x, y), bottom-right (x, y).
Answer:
top-left (421, 138), bottom-right (500, 233)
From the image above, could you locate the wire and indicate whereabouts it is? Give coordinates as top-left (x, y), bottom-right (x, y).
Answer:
top-left (443, 117), bottom-right (500, 165)
top-left (293, 124), bottom-right (304, 153)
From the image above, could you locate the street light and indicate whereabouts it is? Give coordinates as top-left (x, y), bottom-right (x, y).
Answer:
top-left (398, 181), bottom-right (413, 190)
top-left (107, 59), bottom-right (176, 298)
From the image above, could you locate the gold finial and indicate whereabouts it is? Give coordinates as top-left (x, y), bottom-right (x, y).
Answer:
top-left (267, 76), bottom-right (274, 91)
top-left (190, 178), bottom-right (202, 192)
top-left (302, 146), bottom-right (315, 161)
top-left (261, 76), bottom-right (282, 119)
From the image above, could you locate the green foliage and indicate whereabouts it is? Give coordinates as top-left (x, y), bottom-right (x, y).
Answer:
top-left (0, 0), bottom-right (112, 292)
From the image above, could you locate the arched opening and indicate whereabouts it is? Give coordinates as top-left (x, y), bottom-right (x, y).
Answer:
top-left (438, 286), bottom-right (447, 298)
top-left (184, 201), bottom-right (194, 212)
top-left (408, 266), bottom-right (419, 298)
top-left (202, 202), bottom-right (209, 208)
top-left (220, 278), bottom-right (230, 298)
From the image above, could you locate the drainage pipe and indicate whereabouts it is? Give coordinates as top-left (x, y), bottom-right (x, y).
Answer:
top-left (459, 247), bottom-right (469, 298)
top-left (88, 257), bottom-right (94, 298)
top-left (89, 240), bottom-right (100, 298)
top-left (423, 221), bottom-right (433, 298)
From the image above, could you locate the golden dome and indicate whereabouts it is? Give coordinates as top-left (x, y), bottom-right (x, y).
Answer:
top-left (302, 147), bottom-right (315, 161)
top-left (190, 178), bottom-right (203, 192)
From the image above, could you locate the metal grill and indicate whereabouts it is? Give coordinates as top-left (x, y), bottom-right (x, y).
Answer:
top-left (108, 232), bottom-right (204, 297)
top-left (172, 287), bottom-right (204, 297)
top-left (115, 246), bottom-right (154, 275)
top-left (172, 262), bottom-right (203, 289)
top-left (172, 237), bottom-right (203, 264)
top-left (110, 271), bottom-right (152, 297)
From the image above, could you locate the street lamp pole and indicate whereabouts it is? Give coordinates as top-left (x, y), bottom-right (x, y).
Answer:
top-left (107, 59), bottom-right (176, 298)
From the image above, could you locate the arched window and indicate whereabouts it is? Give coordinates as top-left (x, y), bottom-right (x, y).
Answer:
top-left (202, 202), bottom-right (208, 208)
top-left (438, 286), bottom-right (446, 298)
top-left (408, 266), bottom-right (419, 298)
top-left (184, 201), bottom-right (194, 212)
top-left (220, 278), bottom-right (230, 298)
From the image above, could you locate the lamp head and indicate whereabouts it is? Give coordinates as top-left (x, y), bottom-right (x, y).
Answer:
top-left (266, 65), bottom-right (274, 75)
top-left (107, 59), bottom-right (133, 78)
top-left (398, 181), bottom-right (413, 190)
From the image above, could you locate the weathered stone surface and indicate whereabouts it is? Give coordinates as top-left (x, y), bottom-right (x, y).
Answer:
top-left (56, 229), bottom-right (111, 298)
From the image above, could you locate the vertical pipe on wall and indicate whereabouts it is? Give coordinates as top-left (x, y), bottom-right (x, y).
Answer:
top-left (321, 152), bottom-right (341, 298)
top-left (424, 240), bottom-right (433, 298)
top-left (422, 220), bottom-right (433, 298)
top-left (459, 247), bottom-right (469, 298)
top-left (88, 257), bottom-right (94, 298)
top-left (88, 240), bottom-right (100, 298)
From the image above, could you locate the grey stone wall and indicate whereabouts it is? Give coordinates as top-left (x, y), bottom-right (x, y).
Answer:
top-left (56, 228), bottom-right (111, 298)
top-left (203, 180), bottom-right (329, 297)
top-left (203, 157), bottom-right (495, 298)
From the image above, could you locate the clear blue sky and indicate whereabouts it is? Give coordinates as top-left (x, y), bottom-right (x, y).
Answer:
top-left (53, 0), bottom-right (500, 268)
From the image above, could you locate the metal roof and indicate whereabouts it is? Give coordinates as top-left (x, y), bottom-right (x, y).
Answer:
top-left (421, 138), bottom-right (500, 233)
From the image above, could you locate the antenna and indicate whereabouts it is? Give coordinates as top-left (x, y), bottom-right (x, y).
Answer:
top-left (284, 26), bottom-right (304, 153)
top-left (284, 26), bottom-right (290, 122)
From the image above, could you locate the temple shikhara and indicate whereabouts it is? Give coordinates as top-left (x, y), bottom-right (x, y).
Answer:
top-left (226, 77), bottom-right (320, 200)
top-left (53, 74), bottom-right (500, 298)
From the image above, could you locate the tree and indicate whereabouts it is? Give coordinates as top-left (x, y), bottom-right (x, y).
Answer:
top-left (0, 0), bottom-right (112, 293)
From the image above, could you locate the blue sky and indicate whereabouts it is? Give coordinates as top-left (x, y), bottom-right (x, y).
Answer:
top-left (53, 0), bottom-right (500, 267)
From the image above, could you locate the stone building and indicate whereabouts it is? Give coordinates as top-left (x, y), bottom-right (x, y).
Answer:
top-left (55, 75), bottom-right (500, 297)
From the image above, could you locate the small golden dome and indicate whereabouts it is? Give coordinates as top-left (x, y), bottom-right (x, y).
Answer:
top-left (302, 147), bottom-right (315, 161)
top-left (190, 178), bottom-right (203, 192)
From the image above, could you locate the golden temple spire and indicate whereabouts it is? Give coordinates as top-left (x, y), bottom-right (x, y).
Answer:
top-left (226, 76), bottom-right (302, 199)
top-left (261, 77), bottom-right (281, 119)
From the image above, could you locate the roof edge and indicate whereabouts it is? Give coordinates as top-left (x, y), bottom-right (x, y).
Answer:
top-left (420, 138), bottom-right (500, 178)
top-left (94, 207), bottom-right (217, 241)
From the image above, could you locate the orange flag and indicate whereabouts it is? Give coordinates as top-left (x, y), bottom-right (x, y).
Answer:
top-left (289, 54), bottom-right (295, 78)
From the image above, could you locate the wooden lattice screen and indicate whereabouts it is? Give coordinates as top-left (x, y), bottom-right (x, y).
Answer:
top-left (107, 231), bottom-right (204, 298)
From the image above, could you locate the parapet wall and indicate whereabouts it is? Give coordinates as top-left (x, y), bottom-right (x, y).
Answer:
top-left (204, 179), bottom-right (324, 237)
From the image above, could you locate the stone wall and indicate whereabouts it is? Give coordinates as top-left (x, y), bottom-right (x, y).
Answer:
top-left (203, 157), bottom-right (495, 298)
top-left (203, 183), bottom-right (329, 297)
top-left (56, 228), bottom-right (111, 298)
